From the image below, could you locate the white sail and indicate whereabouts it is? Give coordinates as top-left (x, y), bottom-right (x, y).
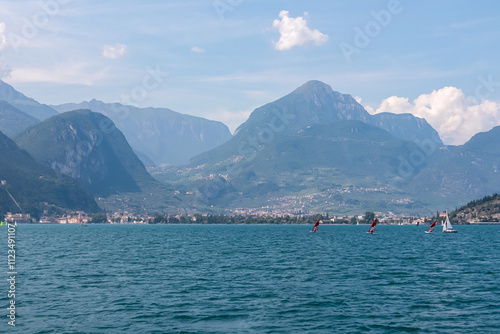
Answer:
top-left (443, 212), bottom-right (455, 232)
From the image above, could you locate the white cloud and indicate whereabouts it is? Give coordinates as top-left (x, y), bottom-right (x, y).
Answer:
top-left (272, 10), bottom-right (328, 51)
top-left (103, 44), bottom-right (127, 59)
top-left (191, 46), bottom-right (204, 53)
top-left (371, 87), bottom-right (500, 145)
top-left (211, 108), bottom-right (252, 134)
top-left (9, 63), bottom-right (109, 86)
top-left (355, 96), bottom-right (375, 114)
top-left (0, 22), bottom-right (8, 50)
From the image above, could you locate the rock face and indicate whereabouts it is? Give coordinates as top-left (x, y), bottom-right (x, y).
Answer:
top-left (15, 110), bottom-right (158, 196)
top-left (0, 130), bottom-right (99, 215)
top-left (52, 99), bottom-right (233, 166)
top-left (234, 80), bottom-right (370, 137)
top-left (368, 112), bottom-right (443, 146)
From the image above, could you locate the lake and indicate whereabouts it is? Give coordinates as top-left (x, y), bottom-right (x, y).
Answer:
top-left (1, 224), bottom-right (499, 333)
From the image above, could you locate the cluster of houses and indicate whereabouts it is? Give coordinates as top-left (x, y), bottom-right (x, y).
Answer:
top-left (5, 210), bottom-right (493, 225)
top-left (3, 212), bottom-right (92, 224)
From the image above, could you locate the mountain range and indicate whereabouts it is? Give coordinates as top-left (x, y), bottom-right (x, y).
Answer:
top-left (1, 79), bottom-right (498, 216)
top-left (408, 125), bottom-right (500, 207)
top-left (0, 80), bottom-right (58, 120)
top-left (52, 99), bottom-right (232, 166)
top-left (0, 79), bottom-right (233, 166)
top-left (191, 81), bottom-right (441, 166)
top-left (155, 81), bottom-right (497, 215)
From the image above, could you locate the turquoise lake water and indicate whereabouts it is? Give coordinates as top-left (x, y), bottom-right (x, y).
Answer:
top-left (1, 224), bottom-right (499, 333)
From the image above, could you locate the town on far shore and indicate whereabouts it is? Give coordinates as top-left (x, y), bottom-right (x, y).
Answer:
top-left (2, 209), bottom-right (499, 225)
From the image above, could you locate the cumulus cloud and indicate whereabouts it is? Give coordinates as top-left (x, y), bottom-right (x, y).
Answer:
top-left (191, 46), bottom-right (205, 53)
top-left (371, 87), bottom-right (500, 145)
top-left (103, 44), bottom-right (127, 59)
top-left (0, 22), bottom-right (8, 50)
top-left (272, 10), bottom-right (328, 51)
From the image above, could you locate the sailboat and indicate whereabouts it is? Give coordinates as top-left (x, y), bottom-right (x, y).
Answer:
top-left (442, 212), bottom-right (457, 233)
top-left (425, 220), bottom-right (437, 233)
top-left (311, 219), bottom-right (320, 233)
top-left (368, 218), bottom-right (377, 234)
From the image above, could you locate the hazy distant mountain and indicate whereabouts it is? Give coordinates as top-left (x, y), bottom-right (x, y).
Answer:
top-left (368, 112), bottom-right (443, 146)
top-left (15, 110), bottom-right (160, 197)
top-left (52, 99), bottom-right (232, 166)
top-left (0, 79), bottom-right (58, 120)
top-left (0, 101), bottom-right (40, 137)
top-left (0, 130), bottom-right (99, 216)
top-left (408, 125), bottom-right (500, 206)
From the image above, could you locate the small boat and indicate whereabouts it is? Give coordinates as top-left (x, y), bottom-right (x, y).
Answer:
top-left (425, 220), bottom-right (437, 233)
top-left (368, 218), bottom-right (377, 234)
top-left (311, 219), bottom-right (320, 233)
top-left (442, 212), bottom-right (457, 233)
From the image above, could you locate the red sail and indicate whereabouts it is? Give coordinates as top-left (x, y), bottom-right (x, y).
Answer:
top-left (312, 220), bottom-right (320, 233)
top-left (369, 218), bottom-right (378, 234)
top-left (427, 220), bottom-right (437, 233)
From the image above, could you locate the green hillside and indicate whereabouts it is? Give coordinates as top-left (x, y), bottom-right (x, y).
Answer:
top-left (15, 110), bottom-right (159, 196)
top-left (156, 121), bottom-right (430, 214)
top-left (450, 193), bottom-right (500, 223)
top-left (0, 130), bottom-right (99, 217)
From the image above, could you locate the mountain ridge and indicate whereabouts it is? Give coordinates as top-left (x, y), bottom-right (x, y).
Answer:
top-left (52, 99), bottom-right (233, 166)
top-left (190, 80), bottom-right (442, 166)
top-left (0, 100), bottom-right (40, 137)
top-left (0, 79), bottom-right (58, 120)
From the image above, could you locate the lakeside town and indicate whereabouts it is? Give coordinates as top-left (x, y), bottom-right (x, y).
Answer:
top-left (2, 210), bottom-right (499, 225)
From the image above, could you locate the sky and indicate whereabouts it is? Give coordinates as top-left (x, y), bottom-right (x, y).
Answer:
top-left (0, 0), bottom-right (499, 144)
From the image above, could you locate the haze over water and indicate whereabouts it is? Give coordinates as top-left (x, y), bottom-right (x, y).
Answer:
top-left (2, 224), bottom-right (500, 333)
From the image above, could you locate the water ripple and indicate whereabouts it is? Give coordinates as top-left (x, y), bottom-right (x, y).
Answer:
top-left (0, 224), bottom-right (499, 333)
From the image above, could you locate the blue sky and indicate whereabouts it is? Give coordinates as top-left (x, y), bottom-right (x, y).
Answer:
top-left (1, 0), bottom-right (499, 143)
